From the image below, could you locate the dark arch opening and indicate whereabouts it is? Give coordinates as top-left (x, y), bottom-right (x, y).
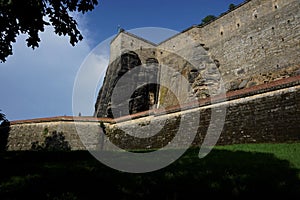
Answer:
top-left (128, 58), bottom-right (160, 114)
top-left (105, 51), bottom-right (143, 118)
top-left (119, 51), bottom-right (141, 76)
top-left (129, 83), bottom-right (160, 114)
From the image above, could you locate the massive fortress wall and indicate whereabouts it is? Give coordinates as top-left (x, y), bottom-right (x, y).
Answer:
top-left (158, 0), bottom-right (300, 81)
top-left (111, 0), bottom-right (300, 81)
top-left (95, 0), bottom-right (300, 118)
top-left (194, 0), bottom-right (300, 81)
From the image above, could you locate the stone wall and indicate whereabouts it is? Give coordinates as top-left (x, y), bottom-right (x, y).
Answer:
top-left (1, 76), bottom-right (300, 151)
top-left (95, 31), bottom-right (220, 117)
top-left (95, 0), bottom-right (300, 118)
top-left (94, 47), bottom-right (161, 117)
top-left (109, 31), bottom-right (156, 64)
top-left (0, 117), bottom-right (110, 151)
top-left (104, 76), bottom-right (300, 150)
top-left (160, 0), bottom-right (300, 82)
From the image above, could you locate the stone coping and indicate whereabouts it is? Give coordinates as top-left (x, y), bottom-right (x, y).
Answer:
top-left (112, 75), bottom-right (300, 122)
top-left (7, 74), bottom-right (300, 125)
top-left (10, 116), bottom-right (114, 125)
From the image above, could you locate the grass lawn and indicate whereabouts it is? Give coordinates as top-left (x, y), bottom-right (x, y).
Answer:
top-left (215, 143), bottom-right (300, 169)
top-left (0, 143), bottom-right (300, 199)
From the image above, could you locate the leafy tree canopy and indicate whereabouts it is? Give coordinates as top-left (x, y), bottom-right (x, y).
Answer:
top-left (0, 110), bottom-right (7, 125)
top-left (0, 0), bottom-right (98, 62)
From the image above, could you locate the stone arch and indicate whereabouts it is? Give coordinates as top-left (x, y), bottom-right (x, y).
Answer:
top-left (145, 57), bottom-right (160, 109)
top-left (96, 43), bottom-right (222, 118)
top-left (108, 51), bottom-right (143, 117)
top-left (94, 51), bottom-right (142, 118)
top-left (129, 83), bottom-right (160, 114)
top-left (128, 58), bottom-right (160, 114)
top-left (119, 51), bottom-right (141, 76)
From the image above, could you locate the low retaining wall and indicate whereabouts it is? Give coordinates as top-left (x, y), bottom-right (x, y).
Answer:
top-left (1, 76), bottom-right (300, 151)
top-left (105, 83), bottom-right (300, 149)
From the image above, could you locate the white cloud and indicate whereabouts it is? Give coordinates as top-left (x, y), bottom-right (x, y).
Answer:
top-left (0, 23), bottom-right (91, 120)
top-left (72, 52), bottom-right (109, 117)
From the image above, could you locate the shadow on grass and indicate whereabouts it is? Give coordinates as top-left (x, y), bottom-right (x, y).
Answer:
top-left (0, 148), bottom-right (299, 199)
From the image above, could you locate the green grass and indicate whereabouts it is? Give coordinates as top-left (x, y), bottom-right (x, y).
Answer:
top-left (216, 143), bottom-right (300, 169)
top-left (0, 143), bottom-right (300, 199)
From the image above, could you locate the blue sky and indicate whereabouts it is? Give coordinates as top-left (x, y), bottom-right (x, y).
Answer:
top-left (0, 0), bottom-right (244, 121)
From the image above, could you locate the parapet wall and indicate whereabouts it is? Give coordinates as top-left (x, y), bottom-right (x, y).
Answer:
top-left (0, 117), bottom-right (107, 151)
top-left (1, 76), bottom-right (300, 151)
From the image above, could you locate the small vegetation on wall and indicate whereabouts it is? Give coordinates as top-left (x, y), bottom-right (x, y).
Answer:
top-left (43, 127), bottom-right (49, 136)
top-left (200, 3), bottom-right (238, 25)
top-left (200, 15), bottom-right (217, 25)
top-left (228, 3), bottom-right (236, 11)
